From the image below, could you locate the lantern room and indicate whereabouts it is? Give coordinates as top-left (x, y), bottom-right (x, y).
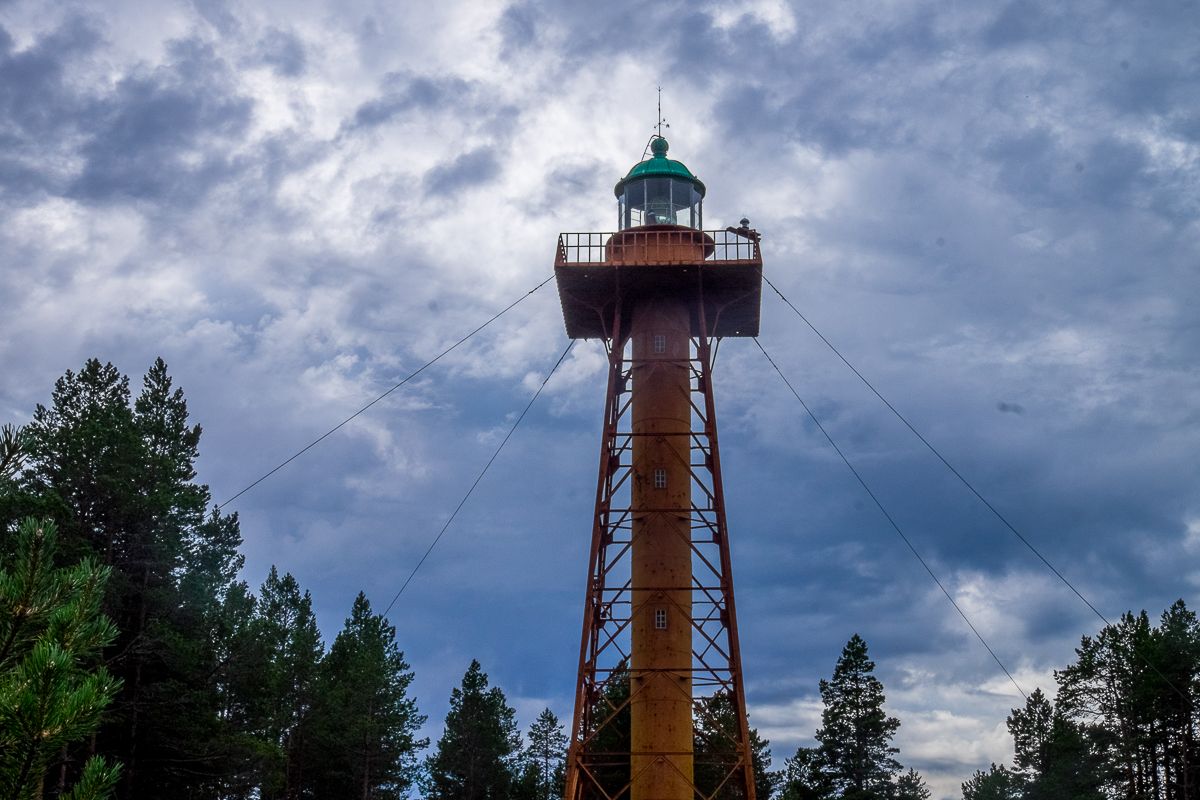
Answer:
top-left (614, 137), bottom-right (705, 230)
top-left (554, 134), bottom-right (762, 340)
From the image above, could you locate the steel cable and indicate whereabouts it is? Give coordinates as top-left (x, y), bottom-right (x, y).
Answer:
top-left (381, 339), bottom-right (576, 617)
top-left (755, 337), bottom-right (1028, 700)
top-left (216, 275), bottom-right (554, 510)
top-left (763, 275), bottom-right (1188, 701)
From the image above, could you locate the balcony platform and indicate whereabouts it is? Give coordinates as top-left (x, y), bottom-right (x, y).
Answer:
top-left (554, 226), bottom-right (763, 339)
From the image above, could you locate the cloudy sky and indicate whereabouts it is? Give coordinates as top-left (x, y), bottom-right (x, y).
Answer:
top-left (2, 0), bottom-right (1198, 796)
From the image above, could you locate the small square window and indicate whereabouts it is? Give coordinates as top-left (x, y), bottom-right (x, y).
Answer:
top-left (655, 608), bottom-right (668, 629)
top-left (653, 334), bottom-right (667, 354)
top-left (653, 468), bottom-right (667, 489)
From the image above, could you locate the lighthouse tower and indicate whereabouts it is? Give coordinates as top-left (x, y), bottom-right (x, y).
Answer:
top-left (555, 137), bottom-right (762, 800)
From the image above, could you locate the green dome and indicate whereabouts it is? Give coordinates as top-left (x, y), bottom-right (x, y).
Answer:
top-left (613, 137), bottom-right (706, 198)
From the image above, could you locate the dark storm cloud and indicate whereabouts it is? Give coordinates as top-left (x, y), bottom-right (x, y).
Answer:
top-left (1, 17), bottom-right (256, 208)
top-left (983, 127), bottom-right (1077, 209)
top-left (1171, 112), bottom-right (1200, 142)
top-left (1102, 58), bottom-right (1181, 116)
top-left (982, 0), bottom-right (1062, 48)
top-left (498, 1), bottom-right (537, 53)
top-left (190, 0), bottom-right (239, 36)
top-left (348, 72), bottom-right (472, 129)
top-left (501, 0), bottom-right (723, 70)
top-left (71, 37), bottom-right (253, 205)
top-left (1077, 136), bottom-right (1148, 209)
top-left (517, 160), bottom-right (605, 217)
top-left (844, 10), bottom-right (943, 65)
top-left (710, 83), bottom-right (771, 139)
top-left (976, 0), bottom-right (1200, 119)
top-left (785, 95), bottom-right (897, 156)
top-left (422, 146), bottom-right (501, 197)
top-left (681, 16), bottom-right (933, 154)
top-left (661, 9), bottom-right (727, 79)
top-left (0, 16), bottom-right (100, 196)
top-left (254, 27), bottom-right (306, 77)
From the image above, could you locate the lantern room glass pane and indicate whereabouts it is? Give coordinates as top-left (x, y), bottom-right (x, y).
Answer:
top-left (618, 181), bottom-right (644, 229)
top-left (644, 178), bottom-right (671, 224)
top-left (673, 179), bottom-right (700, 228)
top-left (618, 177), bottom-right (702, 230)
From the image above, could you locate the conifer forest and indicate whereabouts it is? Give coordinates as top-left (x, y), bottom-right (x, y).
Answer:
top-left (3, 360), bottom-right (1198, 800)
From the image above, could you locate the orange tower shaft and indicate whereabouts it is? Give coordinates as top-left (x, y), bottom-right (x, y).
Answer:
top-left (629, 297), bottom-right (694, 799)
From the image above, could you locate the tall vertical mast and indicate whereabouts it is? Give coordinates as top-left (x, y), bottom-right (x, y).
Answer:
top-left (555, 135), bottom-right (763, 800)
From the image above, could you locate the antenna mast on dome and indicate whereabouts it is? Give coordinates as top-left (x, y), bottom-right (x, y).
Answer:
top-left (643, 86), bottom-right (672, 160)
top-left (656, 85), bottom-right (669, 138)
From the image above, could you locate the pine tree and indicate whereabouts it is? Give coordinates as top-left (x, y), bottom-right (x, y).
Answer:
top-left (253, 567), bottom-right (324, 799)
top-left (1032, 718), bottom-right (1104, 800)
top-left (519, 708), bottom-right (568, 800)
top-left (1056, 609), bottom-right (1171, 800)
top-left (1005, 689), bottom-right (1103, 800)
top-left (964, 600), bottom-right (1200, 800)
top-left (693, 691), bottom-right (777, 800)
top-left (960, 764), bottom-right (1020, 800)
top-left (0, 423), bottom-right (25, 494)
top-left (306, 592), bottom-right (425, 799)
top-left (0, 518), bottom-right (121, 800)
top-left (127, 360), bottom-right (246, 796)
top-left (15, 360), bottom-right (142, 565)
top-left (1007, 688), bottom-right (1053, 783)
top-left (894, 767), bottom-right (930, 800)
top-left (425, 659), bottom-right (521, 800)
top-left (0, 424), bottom-right (23, 473)
top-left (210, 579), bottom-right (264, 786)
top-left (0, 424), bottom-right (26, 558)
top-left (1151, 600), bottom-right (1200, 800)
top-left (10, 358), bottom-right (246, 796)
top-left (814, 635), bottom-right (901, 800)
top-left (779, 747), bottom-right (832, 800)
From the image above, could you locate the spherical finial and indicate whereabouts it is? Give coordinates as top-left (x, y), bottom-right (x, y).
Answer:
top-left (650, 137), bottom-right (669, 157)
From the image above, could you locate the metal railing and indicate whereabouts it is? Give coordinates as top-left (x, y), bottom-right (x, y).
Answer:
top-left (555, 228), bottom-right (761, 267)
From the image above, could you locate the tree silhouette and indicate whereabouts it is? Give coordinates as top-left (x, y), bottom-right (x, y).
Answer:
top-left (425, 660), bottom-right (521, 800)
top-left (815, 634), bottom-right (901, 800)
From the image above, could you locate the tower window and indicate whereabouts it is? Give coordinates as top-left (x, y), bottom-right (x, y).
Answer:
top-left (653, 468), bottom-right (667, 489)
top-left (655, 608), bottom-right (668, 630)
top-left (653, 334), bottom-right (667, 354)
